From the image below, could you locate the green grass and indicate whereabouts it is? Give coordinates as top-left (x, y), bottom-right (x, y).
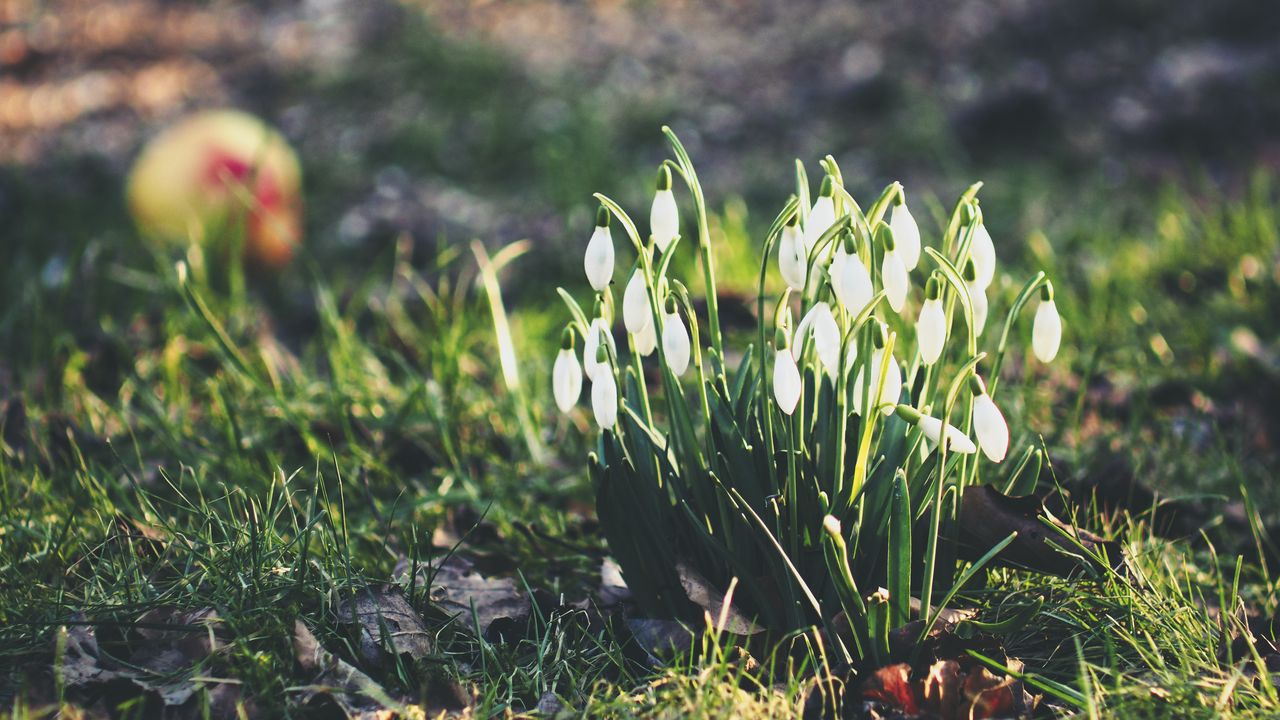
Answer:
top-left (1, 170), bottom-right (1278, 717)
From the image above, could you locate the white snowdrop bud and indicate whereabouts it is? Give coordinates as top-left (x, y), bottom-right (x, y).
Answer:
top-left (877, 222), bottom-right (909, 313)
top-left (773, 349), bottom-right (802, 415)
top-left (662, 297), bottom-right (691, 376)
top-left (650, 166), bottom-right (679, 253)
top-left (970, 376), bottom-right (1009, 462)
top-left (584, 206), bottom-right (615, 292)
top-left (552, 328), bottom-right (583, 413)
top-left (896, 404), bottom-right (976, 454)
top-left (773, 327), bottom-right (802, 415)
top-left (970, 214), bottom-right (997, 290)
top-left (853, 326), bottom-right (901, 416)
top-left (622, 268), bottom-right (652, 335)
top-left (832, 230), bottom-right (873, 317)
top-left (917, 276), bottom-right (946, 365)
top-left (1032, 283), bottom-right (1062, 362)
top-left (778, 218), bottom-right (808, 291)
top-left (890, 195), bottom-right (922, 271)
top-left (582, 316), bottom-right (615, 381)
top-left (917, 415), bottom-right (977, 454)
top-left (794, 302), bottom-right (840, 376)
top-left (634, 317), bottom-right (657, 356)
top-left (591, 354), bottom-right (618, 429)
top-left (963, 259), bottom-right (988, 337)
top-left (822, 515), bottom-right (842, 538)
top-left (803, 175), bottom-right (837, 252)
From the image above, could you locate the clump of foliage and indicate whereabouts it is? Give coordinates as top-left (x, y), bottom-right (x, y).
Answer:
top-left (555, 129), bottom-right (1066, 665)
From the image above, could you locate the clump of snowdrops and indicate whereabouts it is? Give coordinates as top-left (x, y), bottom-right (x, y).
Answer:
top-left (553, 128), bottom-right (1063, 665)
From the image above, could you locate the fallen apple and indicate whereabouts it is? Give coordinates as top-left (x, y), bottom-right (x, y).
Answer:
top-left (126, 109), bottom-right (303, 268)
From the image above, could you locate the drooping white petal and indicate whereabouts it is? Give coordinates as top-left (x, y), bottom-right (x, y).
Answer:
top-left (778, 224), bottom-right (808, 291)
top-left (591, 367), bottom-right (618, 429)
top-left (553, 347), bottom-right (583, 413)
top-left (622, 269), bottom-right (652, 335)
top-left (833, 250), bottom-right (874, 316)
top-left (917, 415), bottom-right (977, 454)
top-left (972, 393), bottom-right (1009, 462)
top-left (794, 302), bottom-right (839, 375)
top-left (890, 203), bottom-right (922, 271)
top-left (1033, 299), bottom-right (1062, 362)
top-left (803, 195), bottom-right (835, 251)
top-left (971, 222), bottom-right (996, 290)
top-left (773, 348), bottom-right (802, 415)
top-left (634, 318), bottom-right (657, 356)
top-left (662, 311), bottom-right (690, 375)
top-left (584, 226), bottom-right (615, 291)
top-left (650, 189), bottom-right (679, 253)
top-left (852, 349), bottom-right (902, 416)
top-left (582, 318), bottom-right (615, 381)
top-left (917, 298), bottom-right (947, 365)
top-left (882, 251), bottom-right (909, 313)
top-left (968, 280), bottom-right (989, 337)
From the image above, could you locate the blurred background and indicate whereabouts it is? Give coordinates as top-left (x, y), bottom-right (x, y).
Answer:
top-left (4, 0), bottom-right (1278, 265)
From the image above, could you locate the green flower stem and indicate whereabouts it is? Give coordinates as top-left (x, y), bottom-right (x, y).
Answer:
top-left (942, 182), bottom-right (985, 256)
top-left (865, 181), bottom-right (903, 228)
top-left (756, 198), bottom-right (801, 465)
top-left (663, 127), bottom-right (722, 355)
top-left (628, 332), bottom-right (654, 426)
top-left (989, 271), bottom-right (1049, 398)
top-left (786, 393), bottom-right (802, 559)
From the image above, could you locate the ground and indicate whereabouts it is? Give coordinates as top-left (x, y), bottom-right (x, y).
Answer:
top-left (2, 1), bottom-right (1280, 717)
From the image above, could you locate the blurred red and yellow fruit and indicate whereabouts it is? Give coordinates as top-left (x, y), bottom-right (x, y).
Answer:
top-left (126, 109), bottom-right (303, 268)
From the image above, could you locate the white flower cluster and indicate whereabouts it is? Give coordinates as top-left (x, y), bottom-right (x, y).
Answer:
top-left (557, 168), bottom-right (689, 428)
top-left (559, 167), bottom-right (1063, 466)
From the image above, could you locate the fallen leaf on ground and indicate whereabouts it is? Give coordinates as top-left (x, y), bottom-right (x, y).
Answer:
top-left (861, 656), bottom-right (1038, 719)
top-left (337, 585), bottom-right (434, 667)
top-left (419, 555), bottom-right (531, 640)
top-left (959, 484), bottom-right (1123, 576)
top-left (58, 611), bottom-right (239, 715)
top-left (676, 563), bottom-right (761, 635)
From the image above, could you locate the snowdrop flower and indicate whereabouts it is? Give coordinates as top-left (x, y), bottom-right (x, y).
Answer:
top-left (591, 344), bottom-right (618, 429)
top-left (662, 296), bottom-right (691, 376)
top-left (1032, 281), bottom-right (1062, 362)
top-left (650, 166), bottom-right (679, 253)
top-left (778, 216), bottom-right (808, 291)
top-left (552, 327), bottom-right (583, 413)
top-left (773, 326), bottom-right (802, 415)
top-left (634, 317), bottom-right (657, 356)
top-left (802, 175), bottom-right (837, 252)
top-left (968, 204), bottom-right (996, 290)
top-left (877, 222), bottom-right (909, 313)
top-left (895, 404), bottom-right (976, 454)
top-left (970, 375), bottom-right (1009, 462)
top-left (917, 275), bottom-right (946, 365)
top-left (622, 268), bottom-right (652, 335)
top-left (584, 205), bottom-right (615, 292)
top-left (582, 310), bottom-right (615, 381)
top-left (963, 259), bottom-right (988, 337)
top-left (890, 194), bottom-right (922, 271)
top-left (794, 301), bottom-right (840, 376)
top-left (853, 325), bottom-right (902, 416)
top-left (831, 229), bottom-right (873, 317)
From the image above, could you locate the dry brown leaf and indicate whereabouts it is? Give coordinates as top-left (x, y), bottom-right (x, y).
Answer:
top-left (423, 555), bottom-right (531, 640)
top-left (861, 657), bottom-right (1038, 720)
top-left (337, 585), bottom-right (434, 667)
top-left (960, 484), bottom-right (1122, 576)
top-left (676, 563), bottom-right (761, 635)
